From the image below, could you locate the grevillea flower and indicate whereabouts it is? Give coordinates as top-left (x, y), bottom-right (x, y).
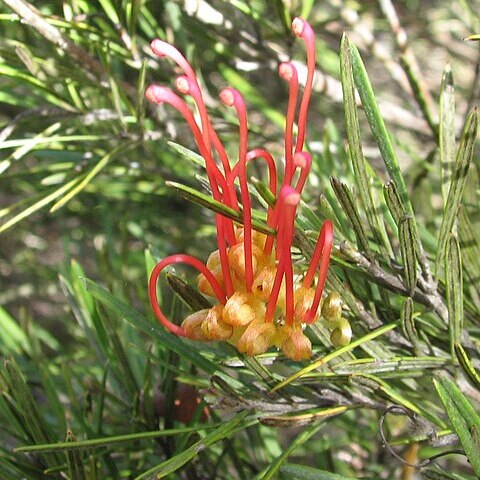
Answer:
top-left (147, 18), bottom-right (351, 360)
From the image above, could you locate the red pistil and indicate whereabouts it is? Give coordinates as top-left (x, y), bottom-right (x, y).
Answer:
top-left (279, 62), bottom-right (299, 186)
top-left (146, 86), bottom-right (225, 196)
top-left (292, 17), bottom-right (316, 154)
top-left (293, 151), bottom-right (312, 195)
top-left (246, 148), bottom-right (278, 231)
top-left (151, 41), bottom-right (236, 210)
top-left (216, 216), bottom-right (234, 297)
top-left (150, 40), bottom-right (197, 81)
top-left (220, 87), bottom-right (254, 291)
top-left (146, 85), bottom-right (235, 290)
top-left (230, 148), bottom-right (278, 227)
top-left (149, 254), bottom-right (227, 336)
top-left (175, 75), bottom-right (212, 161)
top-left (265, 186), bottom-right (300, 323)
top-left (175, 76), bottom-right (238, 213)
top-left (303, 220), bottom-right (334, 323)
top-left (245, 149), bottom-right (277, 198)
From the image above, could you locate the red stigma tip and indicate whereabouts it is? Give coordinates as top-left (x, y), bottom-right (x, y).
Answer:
top-left (145, 85), bottom-right (166, 104)
top-left (219, 88), bottom-right (236, 107)
top-left (279, 62), bottom-right (295, 82)
top-left (175, 75), bottom-right (190, 95)
top-left (280, 185), bottom-right (300, 203)
top-left (150, 39), bottom-right (168, 57)
top-left (292, 17), bottom-right (306, 37)
top-left (293, 151), bottom-right (310, 168)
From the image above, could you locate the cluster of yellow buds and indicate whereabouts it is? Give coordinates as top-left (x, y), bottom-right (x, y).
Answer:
top-left (147, 17), bottom-right (352, 360)
top-left (182, 224), bottom-right (322, 360)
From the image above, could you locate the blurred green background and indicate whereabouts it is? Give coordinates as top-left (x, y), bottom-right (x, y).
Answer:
top-left (1, 1), bottom-right (479, 479)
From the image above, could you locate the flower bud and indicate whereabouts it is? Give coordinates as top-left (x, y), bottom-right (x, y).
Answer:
top-left (294, 286), bottom-right (317, 323)
top-left (252, 266), bottom-right (286, 309)
top-left (228, 242), bottom-right (268, 280)
top-left (201, 305), bottom-right (233, 340)
top-left (321, 291), bottom-right (343, 320)
top-left (236, 320), bottom-right (277, 356)
top-left (280, 325), bottom-right (312, 361)
top-left (223, 291), bottom-right (265, 327)
top-left (197, 266), bottom-right (224, 297)
top-left (181, 309), bottom-right (210, 340)
top-left (235, 227), bottom-right (268, 250)
top-left (206, 250), bottom-right (221, 270)
top-left (330, 317), bottom-right (352, 348)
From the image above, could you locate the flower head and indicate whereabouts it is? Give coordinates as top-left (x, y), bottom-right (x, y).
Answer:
top-left (147, 18), bottom-right (349, 360)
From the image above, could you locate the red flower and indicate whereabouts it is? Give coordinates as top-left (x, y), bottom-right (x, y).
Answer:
top-left (146, 18), bottom-right (346, 360)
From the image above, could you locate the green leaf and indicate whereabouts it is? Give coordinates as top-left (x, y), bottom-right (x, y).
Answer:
top-left (65, 431), bottom-right (85, 480)
top-left (445, 235), bottom-right (463, 353)
top-left (166, 272), bottom-right (212, 311)
top-left (251, 176), bottom-right (276, 207)
top-left (433, 376), bottom-right (480, 476)
top-left (383, 180), bottom-right (403, 226)
top-left (271, 322), bottom-right (398, 392)
top-left (2, 359), bottom-right (62, 468)
top-left (439, 64), bottom-right (456, 205)
top-left (98, 0), bottom-right (121, 24)
top-left (399, 54), bottom-right (437, 136)
top-left (0, 307), bottom-right (30, 355)
top-left (167, 141), bottom-right (205, 167)
top-left (136, 59), bottom-right (148, 124)
top-left (347, 36), bottom-right (412, 215)
top-left (304, 356), bottom-right (450, 377)
top-left (436, 109), bottom-right (478, 273)
top-left (340, 34), bottom-right (391, 256)
top-left (454, 343), bottom-right (480, 391)
top-left (457, 206), bottom-right (480, 300)
top-left (401, 297), bottom-right (420, 351)
top-left (134, 411), bottom-right (252, 479)
top-left (330, 177), bottom-right (371, 255)
top-left (15, 424), bottom-right (220, 453)
top-left (421, 464), bottom-right (476, 479)
top-left (259, 422), bottom-right (326, 479)
top-left (352, 374), bottom-right (445, 427)
top-left (399, 216), bottom-right (418, 295)
top-left (166, 181), bottom-right (274, 235)
top-left (0, 177), bottom-right (81, 234)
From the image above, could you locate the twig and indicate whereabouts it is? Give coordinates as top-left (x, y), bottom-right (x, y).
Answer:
top-left (339, 242), bottom-right (449, 325)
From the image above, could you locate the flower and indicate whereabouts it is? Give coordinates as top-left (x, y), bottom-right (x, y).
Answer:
top-left (146, 18), bottom-right (350, 360)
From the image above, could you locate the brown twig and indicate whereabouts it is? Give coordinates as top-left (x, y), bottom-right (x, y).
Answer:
top-left (338, 241), bottom-right (449, 325)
